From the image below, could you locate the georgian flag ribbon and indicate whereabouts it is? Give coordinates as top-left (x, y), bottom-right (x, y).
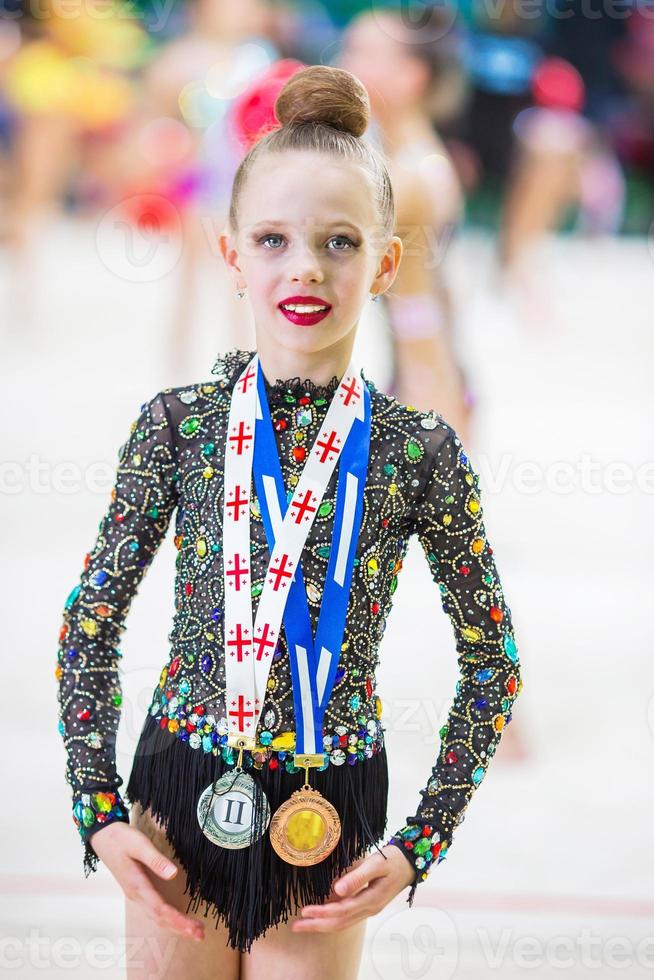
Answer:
top-left (223, 353), bottom-right (371, 757)
top-left (253, 361), bottom-right (371, 757)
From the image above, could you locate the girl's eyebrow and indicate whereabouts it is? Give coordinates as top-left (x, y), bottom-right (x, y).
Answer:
top-left (249, 220), bottom-right (363, 233)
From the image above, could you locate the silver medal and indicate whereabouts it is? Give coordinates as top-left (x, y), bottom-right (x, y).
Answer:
top-left (196, 769), bottom-right (270, 849)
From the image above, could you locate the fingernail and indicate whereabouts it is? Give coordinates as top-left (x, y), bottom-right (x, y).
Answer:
top-left (164, 864), bottom-right (176, 877)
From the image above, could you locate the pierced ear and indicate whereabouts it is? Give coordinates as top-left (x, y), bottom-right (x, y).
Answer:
top-left (387, 236), bottom-right (403, 274)
top-left (218, 234), bottom-right (231, 263)
top-left (373, 238), bottom-right (402, 294)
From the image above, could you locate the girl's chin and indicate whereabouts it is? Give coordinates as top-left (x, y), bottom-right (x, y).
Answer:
top-left (254, 319), bottom-right (354, 353)
top-left (258, 317), bottom-right (337, 341)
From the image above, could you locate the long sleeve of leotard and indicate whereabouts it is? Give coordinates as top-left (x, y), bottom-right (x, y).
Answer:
top-left (55, 392), bottom-right (179, 874)
top-left (385, 423), bottom-right (522, 904)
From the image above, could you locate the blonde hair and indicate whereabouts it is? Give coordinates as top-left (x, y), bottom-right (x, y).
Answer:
top-left (228, 65), bottom-right (395, 242)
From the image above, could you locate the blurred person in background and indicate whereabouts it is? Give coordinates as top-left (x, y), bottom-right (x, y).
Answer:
top-left (2, 1), bottom-right (151, 238)
top-left (1, 0), bottom-right (151, 323)
top-left (341, 5), bottom-right (529, 761)
top-left (0, 18), bottom-right (21, 241)
top-left (129, 0), bottom-right (284, 371)
top-left (496, 6), bottom-right (627, 313)
top-left (604, 12), bottom-right (654, 221)
top-left (339, 6), bottom-right (472, 443)
top-left (448, 2), bottom-right (626, 317)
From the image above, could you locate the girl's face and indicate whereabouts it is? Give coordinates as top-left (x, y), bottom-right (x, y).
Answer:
top-left (220, 150), bottom-right (401, 360)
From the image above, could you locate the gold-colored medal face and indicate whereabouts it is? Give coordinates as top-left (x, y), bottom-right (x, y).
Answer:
top-left (269, 786), bottom-right (341, 866)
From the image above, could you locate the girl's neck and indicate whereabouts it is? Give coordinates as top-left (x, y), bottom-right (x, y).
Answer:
top-left (255, 334), bottom-right (355, 388)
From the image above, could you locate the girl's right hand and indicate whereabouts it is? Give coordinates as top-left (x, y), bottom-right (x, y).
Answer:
top-left (88, 821), bottom-right (205, 942)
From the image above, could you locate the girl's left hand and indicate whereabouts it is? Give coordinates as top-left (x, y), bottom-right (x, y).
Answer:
top-left (292, 845), bottom-right (417, 933)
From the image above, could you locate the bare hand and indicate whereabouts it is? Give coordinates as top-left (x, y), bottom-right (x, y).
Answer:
top-left (292, 846), bottom-right (417, 933)
top-left (89, 821), bottom-right (205, 942)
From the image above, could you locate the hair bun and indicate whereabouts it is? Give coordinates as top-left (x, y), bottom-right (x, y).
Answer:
top-left (275, 65), bottom-right (370, 138)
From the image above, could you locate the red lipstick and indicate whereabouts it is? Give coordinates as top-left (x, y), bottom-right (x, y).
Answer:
top-left (278, 295), bottom-right (332, 327)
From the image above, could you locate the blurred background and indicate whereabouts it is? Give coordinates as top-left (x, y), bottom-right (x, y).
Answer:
top-left (1, 0), bottom-right (653, 976)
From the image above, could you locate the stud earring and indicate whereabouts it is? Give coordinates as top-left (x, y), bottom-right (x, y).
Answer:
top-left (236, 286), bottom-right (246, 299)
top-left (370, 292), bottom-right (381, 303)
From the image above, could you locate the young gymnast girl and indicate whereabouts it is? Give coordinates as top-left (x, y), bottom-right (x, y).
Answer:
top-left (56, 64), bottom-right (522, 979)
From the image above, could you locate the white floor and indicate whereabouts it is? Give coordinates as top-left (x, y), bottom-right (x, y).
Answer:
top-left (1, 218), bottom-right (653, 978)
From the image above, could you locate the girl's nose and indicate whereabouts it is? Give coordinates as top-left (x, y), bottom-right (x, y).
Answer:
top-left (290, 255), bottom-right (324, 285)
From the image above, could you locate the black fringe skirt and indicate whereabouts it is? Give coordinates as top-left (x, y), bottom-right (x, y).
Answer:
top-left (125, 711), bottom-right (390, 952)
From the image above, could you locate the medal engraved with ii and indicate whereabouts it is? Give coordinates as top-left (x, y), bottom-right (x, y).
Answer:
top-left (269, 756), bottom-right (342, 866)
top-left (197, 738), bottom-right (270, 848)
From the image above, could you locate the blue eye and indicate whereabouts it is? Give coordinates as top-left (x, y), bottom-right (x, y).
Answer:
top-left (259, 234), bottom-right (284, 249)
top-left (257, 234), bottom-right (358, 250)
top-left (329, 236), bottom-right (357, 250)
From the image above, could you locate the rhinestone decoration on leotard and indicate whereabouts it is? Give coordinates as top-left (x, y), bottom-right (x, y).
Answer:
top-left (56, 347), bottom-right (522, 891)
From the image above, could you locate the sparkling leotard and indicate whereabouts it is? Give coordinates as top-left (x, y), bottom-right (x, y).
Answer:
top-left (56, 346), bottom-right (522, 905)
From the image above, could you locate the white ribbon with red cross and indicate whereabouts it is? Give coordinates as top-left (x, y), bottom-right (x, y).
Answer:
top-left (222, 352), bottom-right (366, 747)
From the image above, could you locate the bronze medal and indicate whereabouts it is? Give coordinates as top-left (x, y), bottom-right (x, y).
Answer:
top-left (269, 755), bottom-right (342, 866)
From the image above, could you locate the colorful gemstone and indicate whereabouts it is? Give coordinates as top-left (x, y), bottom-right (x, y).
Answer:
top-left (81, 619), bottom-right (97, 638)
top-left (503, 633), bottom-right (518, 662)
top-left (180, 417), bottom-right (201, 437)
top-left (467, 496), bottom-right (480, 514)
top-left (271, 731), bottom-right (295, 751)
top-left (406, 439), bottom-right (424, 461)
top-left (306, 582), bottom-right (322, 603)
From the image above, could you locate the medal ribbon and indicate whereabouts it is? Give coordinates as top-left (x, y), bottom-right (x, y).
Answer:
top-left (223, 354), bottom-right (368, 753)
top-left (253, 362), bottom-right (371, 756)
